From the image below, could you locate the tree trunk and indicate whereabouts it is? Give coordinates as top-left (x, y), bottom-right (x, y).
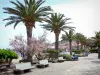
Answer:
top-left (27, 55), bottom-right (33, 64)
top-left (26, 26), bottom-right (33, 45)
top-left (55, 33), bottom-right (59, 50)
top-left (77, 41), bottom-right (79, 50)
top-left (81, 44), bottom-right (83, 49)
top-left (55, 33), bottom-right (59, 58)
top-left (98, 47), bottom-right (100, 59)
top-left (26, 26), bottom-right (33, 63)
top-left (8, 59), bottom-right (12, 67)
top-left (69, 40), bottom-right (72, 55)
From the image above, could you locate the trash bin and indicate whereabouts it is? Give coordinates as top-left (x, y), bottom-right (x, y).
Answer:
top-left (74, 54), bottom-right (78, 61)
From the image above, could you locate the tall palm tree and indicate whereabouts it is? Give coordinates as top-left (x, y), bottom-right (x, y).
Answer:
top-left (74, 33), bottom-right (83, 50)
top-left (61, 29), bottom-right (75, 55)
top-left (41, 13), bottom-right (74, 57)
top-left (93, 31), bottom-right (100, 58)
top-left (3, 0), bottom-right (52, 45)
top-left (3, 0), bottom-right (52, 62)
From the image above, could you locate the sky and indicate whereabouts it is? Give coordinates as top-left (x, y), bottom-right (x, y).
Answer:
top-left (0, 0), bottom-right (100, 48)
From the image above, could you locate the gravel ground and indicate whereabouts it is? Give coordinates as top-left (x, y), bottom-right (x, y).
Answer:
top-left (23, 53), bottom-right (100, 75)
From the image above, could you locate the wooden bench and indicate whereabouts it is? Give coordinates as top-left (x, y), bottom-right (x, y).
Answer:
top-left (37, 60), bottom-right (49, 68)
top-left (14, 62), bottom-right (35, 73)
top-left (58, 57), bottom-right (66, 62)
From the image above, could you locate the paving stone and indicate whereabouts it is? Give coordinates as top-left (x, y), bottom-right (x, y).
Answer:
top-left (23, 53), bottom-right (100, 75)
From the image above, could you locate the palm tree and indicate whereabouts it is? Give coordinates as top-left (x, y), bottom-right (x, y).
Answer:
top-left (3, 0), bottom-right (52, 45)
top-left (61, 29), bottom-right (75, 55)
top-left (74, 33), bottom-right (83, 50)
top-left (3, 0), bottom-right (52, 62)
top-left (87, 38), bottom-right (95, 49)
top-left (79, 35), bottom-right (87, 49)
top-left (41, 13), bottom-right (74, 57)
top-left (93, 31), bottom-right (100, 58)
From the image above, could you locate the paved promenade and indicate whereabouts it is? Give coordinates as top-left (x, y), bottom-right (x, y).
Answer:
top-left (24, 53), bottom-right (100, 75)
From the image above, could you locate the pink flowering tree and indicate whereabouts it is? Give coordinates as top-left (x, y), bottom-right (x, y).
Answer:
top-left (10, 35), bottom-right (47, 61)
top-left (10, 35), bottom-right (27, 59)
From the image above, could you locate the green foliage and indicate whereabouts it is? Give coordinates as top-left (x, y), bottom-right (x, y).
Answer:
top-left (3, 0), bottom-right (52, 28)
top-left (6, 50), bottom-right (18, 59)
top-left (41, 13), bottom-right (74, 51)
top-left (61, 29), bottom-right (75, 41)
top-left (0, 49), bottom-right (18, 61)
top-left (47, 50), bottom-right (60, 53)
top-left (44, 53), bottom-right (49, 58)
top-left (72, 50), bottom-right (85, 54)
top-left (90, 49), bottom-right (98, 53)
top-left (92, 31), bottom-right (100, 47)
top-left (59, 54), bottom-right (73, 61)
top-left (41, 13), bottom-right (73, 33)
top-left (47, 50), bottom-right (60, 59)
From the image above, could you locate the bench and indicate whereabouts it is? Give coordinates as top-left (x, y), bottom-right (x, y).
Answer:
top-left (37, 60), bottom-right (49, 68)
top-left (58, 57), bottom-right (66, 62)
top-left (14, 62), bottom-right (35, 73)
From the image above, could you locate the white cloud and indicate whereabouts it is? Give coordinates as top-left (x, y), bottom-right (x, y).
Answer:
top-left (46, 0), bottom-right (100, 42)
top-left (53, 0), bottom-right (99, 35)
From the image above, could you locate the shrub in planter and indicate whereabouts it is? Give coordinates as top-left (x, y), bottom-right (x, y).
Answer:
top-left (47, 50), bottom-right (60, 59)
top-left (59, 54), bottom-right (73, 61)
top-left (44, 53), bottom-right (49, 58)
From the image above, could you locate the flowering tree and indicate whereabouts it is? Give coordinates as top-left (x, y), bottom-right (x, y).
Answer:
top-left (10, 35), bottom-right (26, 59)
top-left (10, 35), bottom-right (47, 60)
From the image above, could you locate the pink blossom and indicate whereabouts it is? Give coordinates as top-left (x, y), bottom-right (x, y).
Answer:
top-left (10, 35), bottom-right (48, 57)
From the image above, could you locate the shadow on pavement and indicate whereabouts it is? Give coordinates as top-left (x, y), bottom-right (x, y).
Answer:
top-left (91, 60), bottom-right (100, 64)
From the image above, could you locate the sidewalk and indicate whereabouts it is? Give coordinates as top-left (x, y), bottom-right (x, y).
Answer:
top-left (24, 53), bottom-right (100, 75)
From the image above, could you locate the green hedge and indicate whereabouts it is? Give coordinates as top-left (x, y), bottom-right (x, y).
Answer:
top-left (90, 49), bottom-right (98, 53)
top-left (59, 54), bottom-right (73, 61)
top-left (72, 50), bottom-right (85, 54)
top-left (47, 49), bottom-right (61, 53)
top-left (46, 50), bottom-right (61, 59)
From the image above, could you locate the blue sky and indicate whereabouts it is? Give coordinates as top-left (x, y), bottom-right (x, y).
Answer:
top-left (0, 0), bottom-right (100, 48)
top-left (0, 0), bottom-right (73, 48)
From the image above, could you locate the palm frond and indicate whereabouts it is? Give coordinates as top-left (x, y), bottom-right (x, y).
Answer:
top-left (3, 7), bottom-right (20, 16)
top-left (36, 6), bottom-right (52, 14)
top-left (4, 16), bottom-right (22, 28)
top-left (41, 12), bottom-right (74, 34)
top-left (5, 21), bottom-right (15, 27)
top-left (36, 0), bottom-right (45, 9)
top-left (14, 21), bottom-right (21, 29)
top-left (3, 0), bottom-right (52, 28)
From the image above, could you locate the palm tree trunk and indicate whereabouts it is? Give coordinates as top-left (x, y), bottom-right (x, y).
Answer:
top-left (77, 41), bottom-right (79, 50)
top-left (26, 26), bottom-right (33, 63)
top-left (26, 26), bottom-right (33, 45)
top-left (55, 33), bottom-right (59, 50)
top-left (98, 47), bottom-right (100, 59)
top-left (69, 40), bottom-right (72, 55)
top-left (55, 33), bottom-right (59, 58)
top-left (81, 44), bottom-right (83, 49)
